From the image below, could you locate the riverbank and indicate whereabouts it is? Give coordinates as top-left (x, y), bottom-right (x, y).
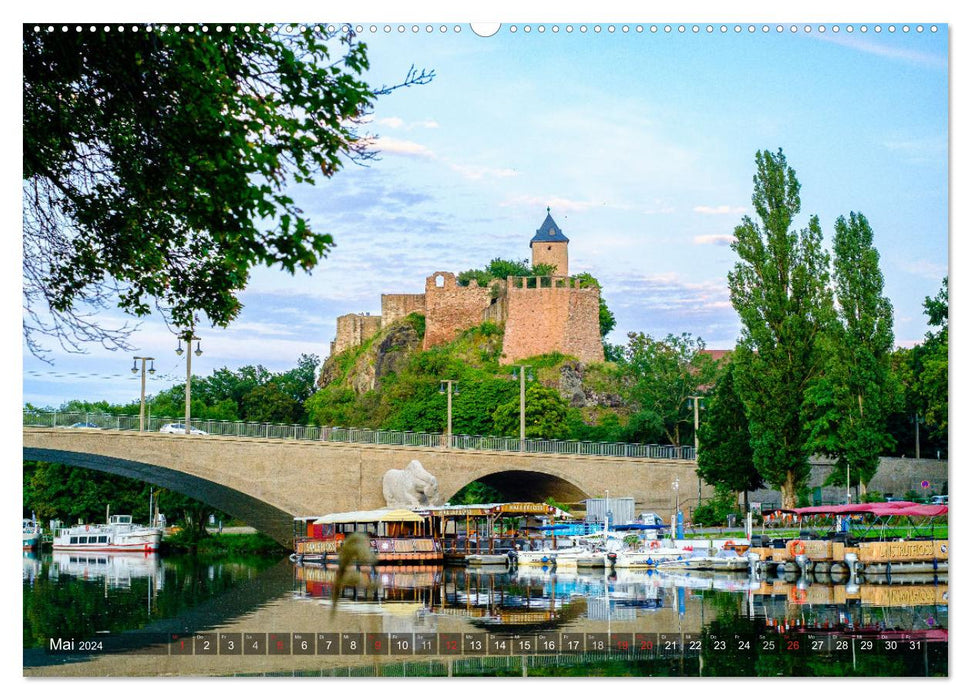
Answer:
top-left (161, 531), bottom-right (287, 556)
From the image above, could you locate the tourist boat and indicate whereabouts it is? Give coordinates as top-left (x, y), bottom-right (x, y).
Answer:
top-left (22, 518), bottom-right (42, 550)
top-left (52, 514), bottom-right (162, 553)
top-left (293, 509), bottom-right (442, 565)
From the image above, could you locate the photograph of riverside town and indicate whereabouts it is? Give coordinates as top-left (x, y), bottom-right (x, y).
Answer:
top-left (22, 22), bottom-right (948, 679)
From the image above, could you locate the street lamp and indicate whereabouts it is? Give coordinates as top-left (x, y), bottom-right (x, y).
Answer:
top-left (176, 332), bottom-right (202, 437)
top-left (689, 395), bottom-right (704, 508)
top-left (439, 380), bottom-right (459, 448)
top-left (131, 356), bottom-right (156, 432)
top-left (511, 365), bottom-right (533, 449)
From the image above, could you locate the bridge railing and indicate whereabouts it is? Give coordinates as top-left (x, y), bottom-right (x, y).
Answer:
top-left (22, 410), bottom-right (696, 460)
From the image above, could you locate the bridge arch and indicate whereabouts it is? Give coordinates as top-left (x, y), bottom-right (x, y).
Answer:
top-left (440, 464), bottom-right (592, 507)
top-left (23, 446), bottom-right (294, 546)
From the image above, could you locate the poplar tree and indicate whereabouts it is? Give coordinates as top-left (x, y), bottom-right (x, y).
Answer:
top-left (727, 149), bottom-right (834, 509)
top-left (807, 213), bottom-right (898, 495)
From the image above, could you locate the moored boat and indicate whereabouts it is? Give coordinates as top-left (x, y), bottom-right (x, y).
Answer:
top-left (22, 518), bottom-right (42, 550)
top-left (52, 514), bottom-right (162, 553)
top-left (655, 548), bottom-right (750, 572)
top-left (514, 544), bottom-right (591, 567)
top-left (610, 540), bottom-right (705, 569)
top-left (293, 509), bottom-right (442, 565)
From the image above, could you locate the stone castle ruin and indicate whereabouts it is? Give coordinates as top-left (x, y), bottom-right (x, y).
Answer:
top-left (329, 211), bottom-right (604, 365)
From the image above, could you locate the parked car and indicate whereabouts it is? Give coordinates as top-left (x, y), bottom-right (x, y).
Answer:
top-left (159, 423), bottom-right (208, 436)
top-left (931, 495), bottom-right (948, 506)
top-left (67, 422), bottom-right (101, 429)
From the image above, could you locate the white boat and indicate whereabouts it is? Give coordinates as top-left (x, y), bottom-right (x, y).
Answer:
top-left (609, 540), bottom-right (704, 569)
top-left (53, 514), bottom-right (162, 553)
top-left (655, 548), bottom-right (749, 572)
top-left (22, 518), bottom-right (42, 550)
top-left (515, 545), bottom-right (591, 567)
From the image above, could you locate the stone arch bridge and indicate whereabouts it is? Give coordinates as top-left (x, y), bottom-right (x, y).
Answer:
top-left (23, 428), bottom-right (708, 547)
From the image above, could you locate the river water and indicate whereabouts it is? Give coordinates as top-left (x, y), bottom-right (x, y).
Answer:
top-left (22, 551), bottom-right (947, 677)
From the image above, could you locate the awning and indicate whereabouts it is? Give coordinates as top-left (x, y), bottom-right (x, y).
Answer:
top-left (790, 502), bottom-right (948, 518)
top-left (314, 509), bottom-right (425, 525)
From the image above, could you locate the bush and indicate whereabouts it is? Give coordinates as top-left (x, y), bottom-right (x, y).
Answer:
top-left (692, 490), bottom-right (741, 527)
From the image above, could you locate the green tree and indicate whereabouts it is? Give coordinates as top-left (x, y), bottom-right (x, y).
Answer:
top-left (23, 25), bottom-right (431, 359)
top-left (807, 212), bottom-right (898, 494)
top-left (727, 149), bottom-right (835, 509)
top-left (450, 481), bottom-right (505, 505)
top-left (617, 332), bottom-right (718, 447)
top-left (917, 277), bottom-right (948, 440)
top-left (696, 361), bottom-right (762, 512)
top-left (572, 272), bottom-right (616, 339)
top-left (492, 385), bottom-right (570, 439)
top-left (241, 382), bottom-right (303, 424)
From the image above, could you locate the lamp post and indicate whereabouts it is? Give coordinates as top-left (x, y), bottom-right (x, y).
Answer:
top-left (689, 395), bottom-right (703, 509)
top-left (511, 364), bottom-right (533, 449)
top-left (176, 332), bottom-right (202, 437)
top-left (130, 356), bottom-right (156, 432)
top-left (439, 380), bottom-right (459, 448)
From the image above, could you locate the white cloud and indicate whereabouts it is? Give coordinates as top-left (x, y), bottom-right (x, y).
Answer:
top-left (693, 205), bottom-right (747, 215)
top-left (693, 234), bottom-right (736, 246)
top-left (814, 33), bottom-right (948, 71)
top-left (376, 117), bottom-right (439, 130)
top-left (900, 259), bottom-right (947, 280)
top-left (448, 163), bottom-right (517, 180)
top-left (370, 136), bottom-right (435, 158)
top-left (499, 195), bottom-right (604, 213)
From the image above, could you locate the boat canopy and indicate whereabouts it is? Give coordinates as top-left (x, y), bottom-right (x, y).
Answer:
top-left (313, 509), bottom-right (425, 525)
top-left (790, 502), bottom-right (948, 518)
top-left (612, 523), bottom-right (666, 531)
top-left (422, 502), bottom-right (555, 517)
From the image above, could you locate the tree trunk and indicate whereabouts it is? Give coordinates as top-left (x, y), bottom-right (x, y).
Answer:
top-left (781, 472), bottom-right (797, 510)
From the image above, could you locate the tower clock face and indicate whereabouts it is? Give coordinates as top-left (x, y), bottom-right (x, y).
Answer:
top-left (549, 229), bottom-right (556, 236)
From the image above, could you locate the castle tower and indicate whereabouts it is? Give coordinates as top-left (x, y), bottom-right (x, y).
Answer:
top-left (530, 208), bottom-right (569, 276)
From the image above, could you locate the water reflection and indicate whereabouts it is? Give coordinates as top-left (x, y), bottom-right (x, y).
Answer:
top-left (25, 555), bottom-right (948, 677)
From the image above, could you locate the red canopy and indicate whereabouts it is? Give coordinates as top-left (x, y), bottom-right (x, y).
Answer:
top-left (791, 502), bottom-right (948, 518)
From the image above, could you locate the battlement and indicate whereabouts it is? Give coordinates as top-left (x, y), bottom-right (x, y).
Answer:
top-left (506, 275), bottom-right (595, 289)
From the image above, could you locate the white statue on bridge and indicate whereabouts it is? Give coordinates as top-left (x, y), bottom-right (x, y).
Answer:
top-left (383, 460), bottom-right (441, 508)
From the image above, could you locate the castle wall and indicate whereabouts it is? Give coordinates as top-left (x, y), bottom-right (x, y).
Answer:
top-left (423, 272), bottom-right (492, 349)
top-left (501, 277), bottom-right (604, 364)
top-left (381, 293), bottom-right (426, 326)
top-left (531, 240), bottom-right (569, 276)
top-left (332, 313), bottom-right (382, 356)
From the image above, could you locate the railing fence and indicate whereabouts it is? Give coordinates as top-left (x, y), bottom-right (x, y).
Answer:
top-left (22, 410), bottom-right (696, 460)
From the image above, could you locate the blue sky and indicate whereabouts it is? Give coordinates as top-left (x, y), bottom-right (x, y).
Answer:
top-left (19, 21), bottom-right (949, 409)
